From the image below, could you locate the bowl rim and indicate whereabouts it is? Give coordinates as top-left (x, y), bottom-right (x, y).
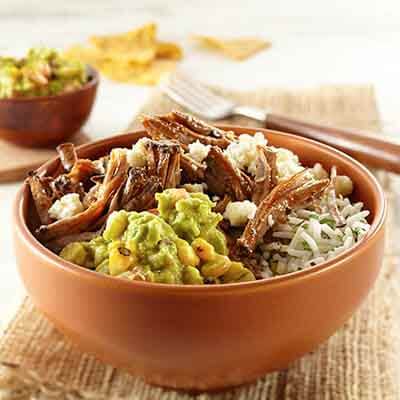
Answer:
top-left (0, 65), bottom-right (99, 103)
top-left (14, 125), bottom-right (387, 293)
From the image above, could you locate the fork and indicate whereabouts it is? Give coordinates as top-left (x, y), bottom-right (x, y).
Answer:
top-left (161, 72), bottom-right (400, 174)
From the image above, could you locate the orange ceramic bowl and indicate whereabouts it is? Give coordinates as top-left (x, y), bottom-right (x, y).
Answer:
top-left (13, 126), bottom-right (386, 391)
top-left (0, 66), bottom-right (99, 148)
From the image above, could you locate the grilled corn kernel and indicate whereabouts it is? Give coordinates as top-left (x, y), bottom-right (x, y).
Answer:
top-left (201, 254), bottom-right (231, 278)
top-left (237, 269), bottom-right (256, 282)
top-left (221, 261), bottom-right (256, 283)
top-left (221, 261), bottom-right (246, 282)
top-left (176, 239), bottom-right (200, 267)
top-left (192, 238), bottom-right (216, 261)
top-left (109, 247), bottom-right (135, 276)
top-left (182, 266), bottom-right (204, 284)
top-left (103, 210), bottom-right (128, 241)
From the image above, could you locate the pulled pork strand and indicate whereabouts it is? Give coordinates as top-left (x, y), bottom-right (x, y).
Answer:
top-left (238, 170), bottom-right (330, 253)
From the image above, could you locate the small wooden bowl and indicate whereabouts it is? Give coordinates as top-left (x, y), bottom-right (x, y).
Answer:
top-left (13, 127), bottom-right (386, 391)
top-left (0, 66), bottom-right (99, 148)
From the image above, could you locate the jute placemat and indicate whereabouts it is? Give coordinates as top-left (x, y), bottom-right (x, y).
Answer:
top-left (1, 85), bottom-right (399, 400)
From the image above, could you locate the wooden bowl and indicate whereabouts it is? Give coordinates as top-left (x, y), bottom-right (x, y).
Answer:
top-left (13, 126), bottom-right (386, 391)
top-left (0, 66), bottom-right (99, 148)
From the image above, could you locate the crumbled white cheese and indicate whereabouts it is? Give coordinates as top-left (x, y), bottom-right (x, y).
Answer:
top-left (223, 200), bottom-right (257, 227)
top-left (224, 132), bottom-right (267, 175)
top-left (110, 148), bottom-right (128, 159)
top-left (48, 193), bottom-right (84, 221)
top-left (272, 147), bottom-right (304, 180)
top-left (311, 163), bottom-right (329, 180)
top-left (109, 139), bottom-right (149, 168)
top-left (188, 140), bottom-right (211, 163)
top-left (182, 183), bottom-right (207, 193)
top-left (224, 132), bottom-right (304, 181)
top-left (126, 138), bottom-right (148, 168)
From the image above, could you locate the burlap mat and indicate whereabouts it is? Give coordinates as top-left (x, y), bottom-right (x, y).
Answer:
top-left (1, 85), bottom-right (399, 400)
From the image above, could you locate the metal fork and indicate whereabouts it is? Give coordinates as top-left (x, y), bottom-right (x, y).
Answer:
top-left (161, 72), bottom-right (400, 174)
top-left (161, 72), bottom-right (268, 122)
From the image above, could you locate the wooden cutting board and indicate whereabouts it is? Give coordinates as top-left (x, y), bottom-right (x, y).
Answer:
top-left (0, 132), bottom-right (89, 183)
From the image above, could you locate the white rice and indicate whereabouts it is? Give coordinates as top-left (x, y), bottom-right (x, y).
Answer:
top-left (259, 194), bottom-right (371, 276)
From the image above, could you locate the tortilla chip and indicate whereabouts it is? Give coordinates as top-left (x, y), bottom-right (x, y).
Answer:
top-left (64, 23), bottom-right (182, 85)
top-left (156, 41), bottom-right (183, 60)
top-left (193, 35), bottom-right (271, 60)
top-left (64, 45), bottom-right (103, 65)
top-left (90, 23), bottom-right (157, 64)
top-left (99, 59), bottom-right (177, 86)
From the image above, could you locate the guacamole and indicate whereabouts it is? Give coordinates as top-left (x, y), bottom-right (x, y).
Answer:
top-left (60, 189), bottom-right (255, 285)
top-left (156, 189), bottom-right (228, 255)
top-left (0, 47), bottom-right (88, 99)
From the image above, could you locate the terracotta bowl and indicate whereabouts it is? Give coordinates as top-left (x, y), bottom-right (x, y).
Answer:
top-left (0, 66), bottom-right (99, 148)
top-left (13, 126), bottom-right (386, 391)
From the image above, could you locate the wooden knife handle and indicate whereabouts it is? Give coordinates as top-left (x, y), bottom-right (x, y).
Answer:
top-left (265, 113), bottom-right (400, 173)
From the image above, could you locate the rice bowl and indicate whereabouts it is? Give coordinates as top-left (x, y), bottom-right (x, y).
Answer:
top-left (13, 123), bottom-right (385, 390)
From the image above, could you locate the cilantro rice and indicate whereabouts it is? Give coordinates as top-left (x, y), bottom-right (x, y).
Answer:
top-left (258, 195), bottom-right (370, 277)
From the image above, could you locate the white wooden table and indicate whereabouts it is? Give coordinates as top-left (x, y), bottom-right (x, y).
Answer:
top-left (1, 1), bottom-right (400, 328)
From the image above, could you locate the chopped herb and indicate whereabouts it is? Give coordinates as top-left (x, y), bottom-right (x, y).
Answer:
top-left (302, 241), bottom-right (311, 251)
top-left (320, 218), bottom-right (336, 229)
top-left (352, 227), bottom-right (362, 237)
